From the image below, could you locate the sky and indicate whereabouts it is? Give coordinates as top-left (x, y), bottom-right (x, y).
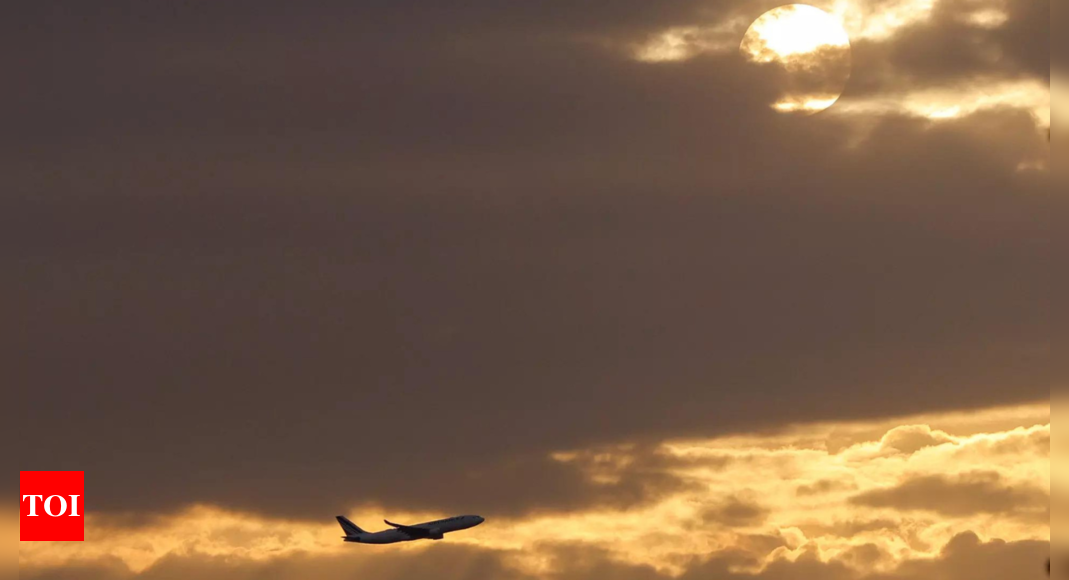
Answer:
top-left (7, 0), bottom-right (1055, 578)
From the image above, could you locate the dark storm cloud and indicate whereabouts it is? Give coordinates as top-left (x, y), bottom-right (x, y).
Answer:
top-left (6, 0), bottom-right (1057, 518)
top-left (851, 471), bottom-right (1050, 518)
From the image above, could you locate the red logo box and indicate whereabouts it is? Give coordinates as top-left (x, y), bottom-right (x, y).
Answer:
top-left (20, 471), bottom-right (85, 542)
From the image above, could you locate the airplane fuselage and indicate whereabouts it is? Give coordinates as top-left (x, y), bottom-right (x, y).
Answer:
top-left (338, 515), bottom-right (484, 545)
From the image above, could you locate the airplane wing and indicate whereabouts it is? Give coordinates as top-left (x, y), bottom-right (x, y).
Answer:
top-left (385, 520), bottom-right (432, 538)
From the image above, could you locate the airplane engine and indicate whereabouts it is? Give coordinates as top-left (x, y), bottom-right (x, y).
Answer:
top-left (429, 529), bottom-right (445, 540)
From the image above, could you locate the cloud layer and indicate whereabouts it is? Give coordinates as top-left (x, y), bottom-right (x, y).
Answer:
top-left (10, 0), bottom-right (1053, 577)
top-left (18, 404), bottom-right (1049, 579)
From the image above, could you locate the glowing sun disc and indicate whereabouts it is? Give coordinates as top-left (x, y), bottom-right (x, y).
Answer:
top-left (741, 4), bottom-right (853, 114)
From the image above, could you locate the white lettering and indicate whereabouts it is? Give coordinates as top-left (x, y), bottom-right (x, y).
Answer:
top-left (44, 495), bottom-right (68, 517)
top-left (22, 495), bottom-right (43, 517)
top-left (69, 495), bottom-right (81, 517)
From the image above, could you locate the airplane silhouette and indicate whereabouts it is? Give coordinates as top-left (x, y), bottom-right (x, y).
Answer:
top-left (336, 514), bottom-right (484, 544)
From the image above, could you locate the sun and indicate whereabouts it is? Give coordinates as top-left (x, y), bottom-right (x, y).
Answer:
top-left (741, 5), bottom-right (853, 114)
top-left (742, 4), bottom-right (850, 61)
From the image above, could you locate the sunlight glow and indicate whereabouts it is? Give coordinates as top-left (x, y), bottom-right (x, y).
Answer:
top-left (636, 27), bottom-right (711, 62)
top-left (741, 4), bottom-right (850, 63)
top-left (832, 78), bottom-right (1051, 126)
top-left (632, 19), bottom-right (749, 63)
top-left (741, 5), bottom-right (852, 114)
top-left (634, 0), bottom-right (1007, 65)
top-left (1053, 72), bottom-right (1067, 135)
top-left (773, 96), bottom-right (843, 112)
top-left (1053, 396), bottom-right (1069, 551)
top-left (830, 0), bottom-right (937, 41)
top-left (19, 403), bottom-right (1049, 579)
top-left (963, 8), bottom-right (1011, 28)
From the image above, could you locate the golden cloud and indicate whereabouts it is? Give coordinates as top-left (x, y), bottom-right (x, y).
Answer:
top-left (20, 402), bottom-right (1048, 579)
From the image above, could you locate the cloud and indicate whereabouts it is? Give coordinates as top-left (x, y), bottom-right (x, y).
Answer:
top-left (401, 445), bottom-right (698, 516)
top-left (6, 0), bottom-right (1056, 523)
top-left (7, 5), bottom-right (1053, 580)
top-left (2, 510), bottom-right (18, 580)
top-left (18, 534), bottom-right (1050, 580)
top-left (878, 425), bottom-right (955, 454)
top-left (847, 0), bottom-right (1048, 88)
top-left (18, 404), bottom-right (1047, 578)
top-left (851, 471), bottom-right (1049, 518)
top-left (701, 497), bottom-right (771, 527)
top-left (875, 532), bottom-right (1049, 580)
top-left (797, 479), bottom-right (860, 496)
top-left (20, 547), bottom-right (535, 580)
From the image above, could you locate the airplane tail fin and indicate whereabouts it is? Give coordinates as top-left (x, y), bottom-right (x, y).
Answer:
top-left (337, 516), bottom-right (367, 536)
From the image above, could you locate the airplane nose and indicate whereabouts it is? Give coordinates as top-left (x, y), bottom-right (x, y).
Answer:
top-left (477, 516), bottom-right (485, 524)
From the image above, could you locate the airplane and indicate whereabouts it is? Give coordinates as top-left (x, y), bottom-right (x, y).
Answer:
top-left (336, 514), bottom-right (485, 544)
